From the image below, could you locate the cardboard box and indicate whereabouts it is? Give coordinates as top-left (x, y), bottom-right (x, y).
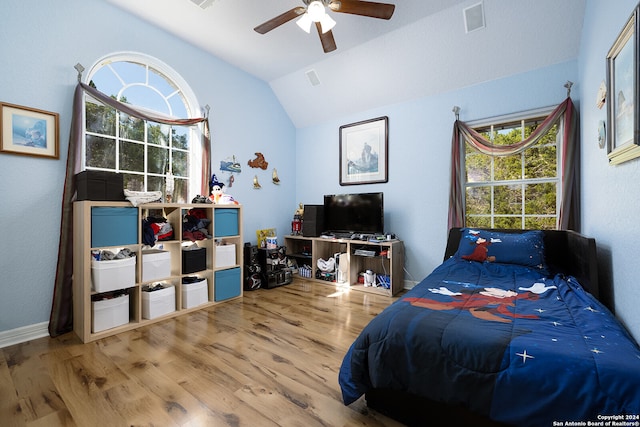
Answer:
top-left (142, 250), bottom-right (171, 282)
top-left (92, 294), bottom-right (129, 333)
top-left (91, 256), bottom-right (136, 293)
top-left (182, 278), bottom-right (208, 309)
top-left (142, 285), bottom-right (175, 319)
top-left (91, 207), bottom-right (138, 247)
top-left (215, 244), bottom-right (236, 268)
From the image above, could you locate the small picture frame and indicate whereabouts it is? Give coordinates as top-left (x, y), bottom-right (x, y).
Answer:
top-left (0, 102), bottom-right (59, 159)
top-left (606, 5), bottom-right (640, 165)
top-left (339, 116), bottom-right (388, 185)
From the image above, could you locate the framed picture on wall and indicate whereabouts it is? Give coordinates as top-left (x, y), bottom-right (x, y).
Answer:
top-left (0, 102), bottom-right (59, 159)
top-left (339, 116), bottom-right (388, 185)
top-left (606, 5), bottom-right (640, 165)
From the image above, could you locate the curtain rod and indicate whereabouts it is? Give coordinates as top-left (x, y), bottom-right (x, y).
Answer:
top-left (452, 80), bottom-right (573, 121)
top-left (74, 63), bottom-right (84, 82)
top-left (564, 80), bottom-right (573, 97)
top-left (452, 106), bottom-right (460, 121)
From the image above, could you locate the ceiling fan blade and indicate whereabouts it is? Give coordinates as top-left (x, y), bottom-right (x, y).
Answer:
top-left (329, 0), bottom-right (395, 20)
top-left (316, 22), bottom-right (337, 53)
top-left (254, 7), bottom-right (306, 34)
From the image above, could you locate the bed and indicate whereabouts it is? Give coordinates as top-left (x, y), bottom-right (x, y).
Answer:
top-left (339, 228), bottom-right (640, 426)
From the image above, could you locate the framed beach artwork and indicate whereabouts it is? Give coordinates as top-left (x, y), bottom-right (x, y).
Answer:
top-left (606, 5), bottom-right (640, 165)
top-left (339, 116), bottom-right (388, 185)
top-left (0, 102), bottom-right (59, 159)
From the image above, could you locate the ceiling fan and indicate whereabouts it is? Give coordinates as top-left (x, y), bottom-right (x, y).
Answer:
top-left (254, 0), bottom-right (396, 53)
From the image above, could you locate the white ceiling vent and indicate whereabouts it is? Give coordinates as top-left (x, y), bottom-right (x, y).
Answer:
top-left (190, 0), bottom-right (216, 10)
top-left (305, 69), bottom-right (321, 87)
top-left (463, 2), bottom-right (485, 33)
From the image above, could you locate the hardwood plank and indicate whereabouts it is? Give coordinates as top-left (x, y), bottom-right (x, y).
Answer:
top-left (23, 409), bottom-right (77, 427)
top-left (0, 279), bottom-right (403, 426)
top-left (0, 350), bottom-right (25, 427)
top-left (4, 340), bottom-right (69, 423)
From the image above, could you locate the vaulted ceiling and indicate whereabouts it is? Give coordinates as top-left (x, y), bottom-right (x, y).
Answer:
top-left (105, 0), bottom-right (586, 127)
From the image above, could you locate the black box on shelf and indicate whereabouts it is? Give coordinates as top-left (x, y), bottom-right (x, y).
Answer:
top-left (182, 247), bottom-right (207, 274)
top-left (76, 170), bottom-right (125, 201)
top-left (302, 205), bottom-right (324, 237)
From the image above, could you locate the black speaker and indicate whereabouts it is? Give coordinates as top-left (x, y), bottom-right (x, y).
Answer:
top-left (244, 242), bottom-right (258, 265)
top-left (243, 243), bottom-right (262, 291)
top-left (302, 205), bottom-right (324, 237)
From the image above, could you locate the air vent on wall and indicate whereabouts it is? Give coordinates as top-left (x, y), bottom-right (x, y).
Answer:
top-left (305, 69), bottom-right (321, 87)
top-left (463, 2), bottom-right (485, 33)
top-left (190, 0), bottom-right (216, 10)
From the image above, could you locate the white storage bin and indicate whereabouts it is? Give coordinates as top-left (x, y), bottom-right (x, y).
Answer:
top-left (91, 256), bottom-right (136, 293)
top-left (182, 278), bottom-right (208, 309)
top-left (92, 294), bottom-right (129, 333)
top-left (142, 285), bottom-right (176, 319)
top-left (215, 244), bottom-right (236, 268)
top-left (142, 250), bottom-right (171, 282)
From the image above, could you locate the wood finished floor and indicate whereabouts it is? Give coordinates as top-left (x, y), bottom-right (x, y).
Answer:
top-left (1, 280), bottom-right (405, 427)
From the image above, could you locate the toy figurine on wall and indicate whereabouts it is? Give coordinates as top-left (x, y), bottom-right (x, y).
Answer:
top-left (220, 155), bottom-right (241, 187)
top-left (248, 152), bottom-right (268, 170)
top-left (253, 175), bottom-right (261, 189)
top-left (220, 155), bottom-right (241, 173)
top-left (209, 174), bottom-right (239, 204)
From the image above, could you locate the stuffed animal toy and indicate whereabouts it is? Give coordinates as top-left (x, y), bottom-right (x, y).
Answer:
top-left (208, 174), bottom-right (239, 204)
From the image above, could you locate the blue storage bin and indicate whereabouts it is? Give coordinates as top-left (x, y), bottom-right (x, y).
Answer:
top-left (214, 209), bottom-right (239, 237)
top-left (91, 207), bottom-right (138, 247)
top-left (214, 267), bottom-right (241, 301)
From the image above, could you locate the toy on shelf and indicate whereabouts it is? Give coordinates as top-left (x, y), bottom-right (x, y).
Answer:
top-left (208, 174), bottom-right (239, 204)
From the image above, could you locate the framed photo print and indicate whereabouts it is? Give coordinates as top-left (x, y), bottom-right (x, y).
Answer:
top-left (606, 5), bottom-right (640, 165)
top-left (0, 102), bottom-right (59, 159)
top-left (339, 116), bottom-right (388, 185)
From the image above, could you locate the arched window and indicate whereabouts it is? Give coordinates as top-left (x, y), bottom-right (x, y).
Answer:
top-left (83, 52), bottom-right (201, 202)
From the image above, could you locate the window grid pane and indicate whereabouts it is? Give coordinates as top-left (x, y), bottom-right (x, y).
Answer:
top-left (463, 114), bottom-right (560, 230)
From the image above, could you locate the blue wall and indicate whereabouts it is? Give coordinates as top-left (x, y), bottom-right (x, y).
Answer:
top-left (578, 0), bottom-right (640, 341)
top-left (2, 0), bottom-right (640, 345)
top-left (0, 0), bottom-right (296, 333)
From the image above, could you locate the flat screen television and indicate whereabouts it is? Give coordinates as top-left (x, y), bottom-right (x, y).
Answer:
top-left (323, 192), bottom-right (384, 236)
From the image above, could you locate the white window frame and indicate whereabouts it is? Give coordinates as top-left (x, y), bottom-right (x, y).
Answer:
top-left (462, 106), bottom-right (563, 229)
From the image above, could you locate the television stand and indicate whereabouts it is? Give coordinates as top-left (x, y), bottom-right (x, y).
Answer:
top-left (283, 235), bottom-right (404, 297)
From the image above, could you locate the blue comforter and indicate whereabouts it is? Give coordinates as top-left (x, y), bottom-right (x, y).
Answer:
top-left (339, 258), bottom-right (640, 426)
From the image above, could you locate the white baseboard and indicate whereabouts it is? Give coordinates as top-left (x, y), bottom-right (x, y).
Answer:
top-left (403, 280), bottom-right (419, 290)
top-left (0, 322), bottom-right (50, 349)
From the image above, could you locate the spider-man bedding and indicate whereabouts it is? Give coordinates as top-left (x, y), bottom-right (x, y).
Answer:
top-left (339, 229), bottom-right (640, 426)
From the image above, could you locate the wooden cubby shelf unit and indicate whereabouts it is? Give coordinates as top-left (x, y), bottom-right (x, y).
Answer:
top-left (284, 235), bottom-right (404, 297)
top-left (73, 201), bottom-right (243, 343)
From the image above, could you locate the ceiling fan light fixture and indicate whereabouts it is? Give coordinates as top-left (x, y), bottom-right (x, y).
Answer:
top-left (296, 13), bottom-right (313, 33)
top-left (307, 1), bottom-right (326, 22)
top-left (255, 0), bottom-right (395, 52)
top-left (319, 13), bottom-right (336, 33)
